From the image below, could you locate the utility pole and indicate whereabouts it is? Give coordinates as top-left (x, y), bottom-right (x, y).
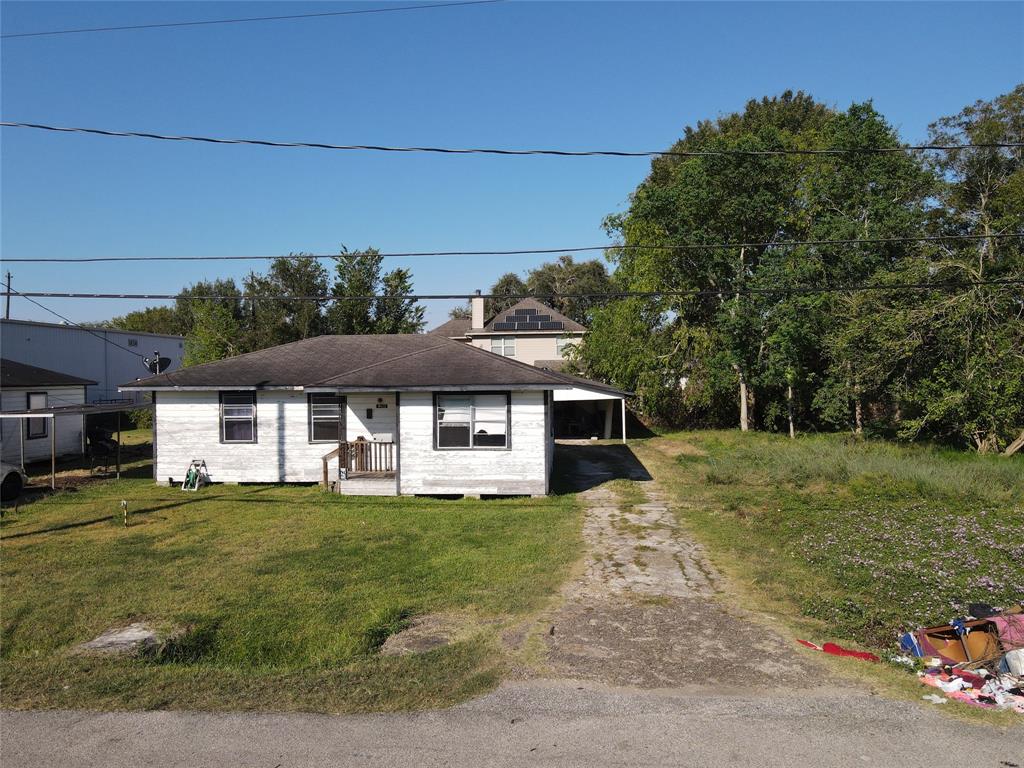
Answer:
top-left (4, 271), bottom-right (11, 319)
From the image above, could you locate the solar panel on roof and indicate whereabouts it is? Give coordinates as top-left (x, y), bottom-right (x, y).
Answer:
top-left (533, 315), bottom-right (551, 322)
top-left (539, 321), bottom-right (564, 330)
top-left (492, 322), bottom-right (516, 330)
top-left (516, 322), bottom-right (540, 330)
top-left (514, 308), bottom-right (537, 316)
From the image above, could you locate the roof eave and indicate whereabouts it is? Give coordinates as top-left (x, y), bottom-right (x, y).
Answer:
top-left (122, 383), bottom-right (573, 393)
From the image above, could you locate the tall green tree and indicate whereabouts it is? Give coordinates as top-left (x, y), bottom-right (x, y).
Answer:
top-left (485, 273), bottom-right (528, 317)
top-left (105, 306), bottom-right (182, 335)
top-left (587, 92), bottom-right (835, 429)
top-left (178, 278), bottom-right (245, 366)
top-left (243, 255), bottom-right (329, 349)
top-left (374, 266), bottom-right (425, 334)
top-left (580, 93), bottom-right (938, 436)
top-left (183, 300), bottom-right (244, 366)
top-left (525, 255), bottom-right (613, 324)
top-left (175, 278), bottom-right (244, 340)
top-left (325, 248), bottom-right (425, 335)
top-left (892, 87), bottom-right (1023, 450)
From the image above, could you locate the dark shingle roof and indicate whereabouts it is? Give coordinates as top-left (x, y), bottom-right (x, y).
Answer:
top-left (121, 334), bottom-right (622, 393)
top-left (534, 359), bottom-right (567, 372)
top-left (478, 298), bottom-right (586, 334)
top-left (428, 317), bottom-right (472, 338)
top-left (1, 358), bottom-right (97, 388)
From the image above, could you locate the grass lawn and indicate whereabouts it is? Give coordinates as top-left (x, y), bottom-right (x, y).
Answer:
top-left (633, 431), bottom-right (1023, 650)
top-left (1, 476), bottom-right (581, 712)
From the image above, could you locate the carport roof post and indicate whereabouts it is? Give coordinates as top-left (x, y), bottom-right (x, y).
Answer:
top-left (0, 400), bottom-right (149, 488)
top-left (0, 413), bottom-right (56, 488)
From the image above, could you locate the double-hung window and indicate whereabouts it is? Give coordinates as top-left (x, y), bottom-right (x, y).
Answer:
top-left (27, 392), bottom-right (47, 439)
top-left (556, 336), bottom-right (573, 357)
top-left (220, 392), bottom-right (257, 443)
top-left (308, 393), bottom-right (344, 443)
top-left (435, 393), bottom-right (510, 449)
top-left (490, 336), bottom-right (516, 357)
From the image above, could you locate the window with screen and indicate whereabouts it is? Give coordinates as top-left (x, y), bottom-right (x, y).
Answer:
top-left (435, 393), bottom-right (510, 449)
top-left (308, 393), bottom-right (344, 442)
top-left (220, 391), bottom-right (257, 443)
top-left (556, 336), bottom-right (573, 357)
top-left (490, 337), bottom-right (516, 357)
top-left (27, 392), bottom-right (47, 439)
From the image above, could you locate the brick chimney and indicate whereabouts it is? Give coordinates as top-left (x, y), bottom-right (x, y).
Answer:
top-left (471, 289), bottom-right (485, 329)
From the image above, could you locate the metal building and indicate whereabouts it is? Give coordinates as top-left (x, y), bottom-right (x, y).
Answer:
top-left (0, 319), bottom-right (184, 404)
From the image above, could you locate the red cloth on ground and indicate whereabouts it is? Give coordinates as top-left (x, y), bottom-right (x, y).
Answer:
top-left (796, 639), bottom-right (879, 662)
top-left (821, 642), bottom-right (880, 663)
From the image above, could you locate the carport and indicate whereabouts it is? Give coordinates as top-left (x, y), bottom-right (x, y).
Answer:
top-left (550, 375), bottom-right (631, 443)
top-left (0, 401), bottom-right (152, 489)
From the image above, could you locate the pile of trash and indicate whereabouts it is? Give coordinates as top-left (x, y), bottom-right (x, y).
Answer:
top-left (898, 602), bottom-right (1024, 713)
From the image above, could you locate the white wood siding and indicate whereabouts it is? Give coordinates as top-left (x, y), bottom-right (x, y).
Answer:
top-left (0, 386), bottom-right (86, 464)
top-left (397, 391), bottom-right (548, 496)
top-left (156, 391), bottom-right (340, 483)
top-left (154, 389), bottom-right (551, 494)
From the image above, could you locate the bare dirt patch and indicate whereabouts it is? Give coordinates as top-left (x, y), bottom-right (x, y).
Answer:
top-left (380, 613), bottom-right (497, 657)
top-left (653, 439), bottom-right (708, 459)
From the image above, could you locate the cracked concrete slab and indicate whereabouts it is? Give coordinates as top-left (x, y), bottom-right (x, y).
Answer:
top-left (71, 623), bottom-right (161, 656)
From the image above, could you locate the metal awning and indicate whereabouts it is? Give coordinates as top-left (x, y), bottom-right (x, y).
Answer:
top-left (0, 401), bottom-right (152, 417)
top-left (0, 401), bottom-right (151, 488)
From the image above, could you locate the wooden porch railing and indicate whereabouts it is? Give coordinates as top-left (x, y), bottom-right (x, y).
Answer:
top-left (321, 440), bottom-right (395, 486)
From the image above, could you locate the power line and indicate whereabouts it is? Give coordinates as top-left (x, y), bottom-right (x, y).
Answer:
top-left (9, 279), bottom-right (1023, 302)
top-left (2, 121), bottom-right (1020, 158)
top-left (7, 290), bottom-right (145, 358)
top-left (1, 0), bottom-right (503, 39)
top-left (4, 233), bottom-right (1019, 264)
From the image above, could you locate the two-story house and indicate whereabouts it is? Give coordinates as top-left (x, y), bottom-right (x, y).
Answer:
top-left (430, 293), bottom-right (625, 440)
top-left (431, 294), bottom-right (585, 371)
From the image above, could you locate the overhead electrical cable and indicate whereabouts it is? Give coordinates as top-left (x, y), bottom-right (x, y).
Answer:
top-left (8, 290), bottom-right (145, 358)
top-left (4, 233), bottom-right (1019, 263)
top-left (9, 279), bottom-right (1023, 302)
top-left (2, 121), bottom-right (1020, 158)
top-left (0, 0), bottom-right (504, 39)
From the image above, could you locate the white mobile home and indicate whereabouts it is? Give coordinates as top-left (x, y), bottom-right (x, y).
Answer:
top-left (122, 335), bottom-right (628, 497)
top-left (0, 359), bottom-right (95, 464)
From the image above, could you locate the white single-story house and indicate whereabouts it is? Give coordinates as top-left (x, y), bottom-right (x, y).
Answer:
top-left (121, 334), bottom-right (630, 497)
top-left (0, 358), bottom-right (96, 465)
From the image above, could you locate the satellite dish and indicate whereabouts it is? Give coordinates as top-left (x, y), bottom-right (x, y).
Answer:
top-left (145, 357), bottom-right (172, 374)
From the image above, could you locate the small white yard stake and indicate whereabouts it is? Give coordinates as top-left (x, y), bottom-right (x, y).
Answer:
top-left (121, 499), bottom-right (128, 528)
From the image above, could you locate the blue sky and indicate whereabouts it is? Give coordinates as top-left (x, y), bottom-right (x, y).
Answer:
top-left (2, 1), bottom-right (1022, 328)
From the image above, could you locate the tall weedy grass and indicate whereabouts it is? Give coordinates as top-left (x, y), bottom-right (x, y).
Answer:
top-left (703, 432), bottom-right (1022, 504)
